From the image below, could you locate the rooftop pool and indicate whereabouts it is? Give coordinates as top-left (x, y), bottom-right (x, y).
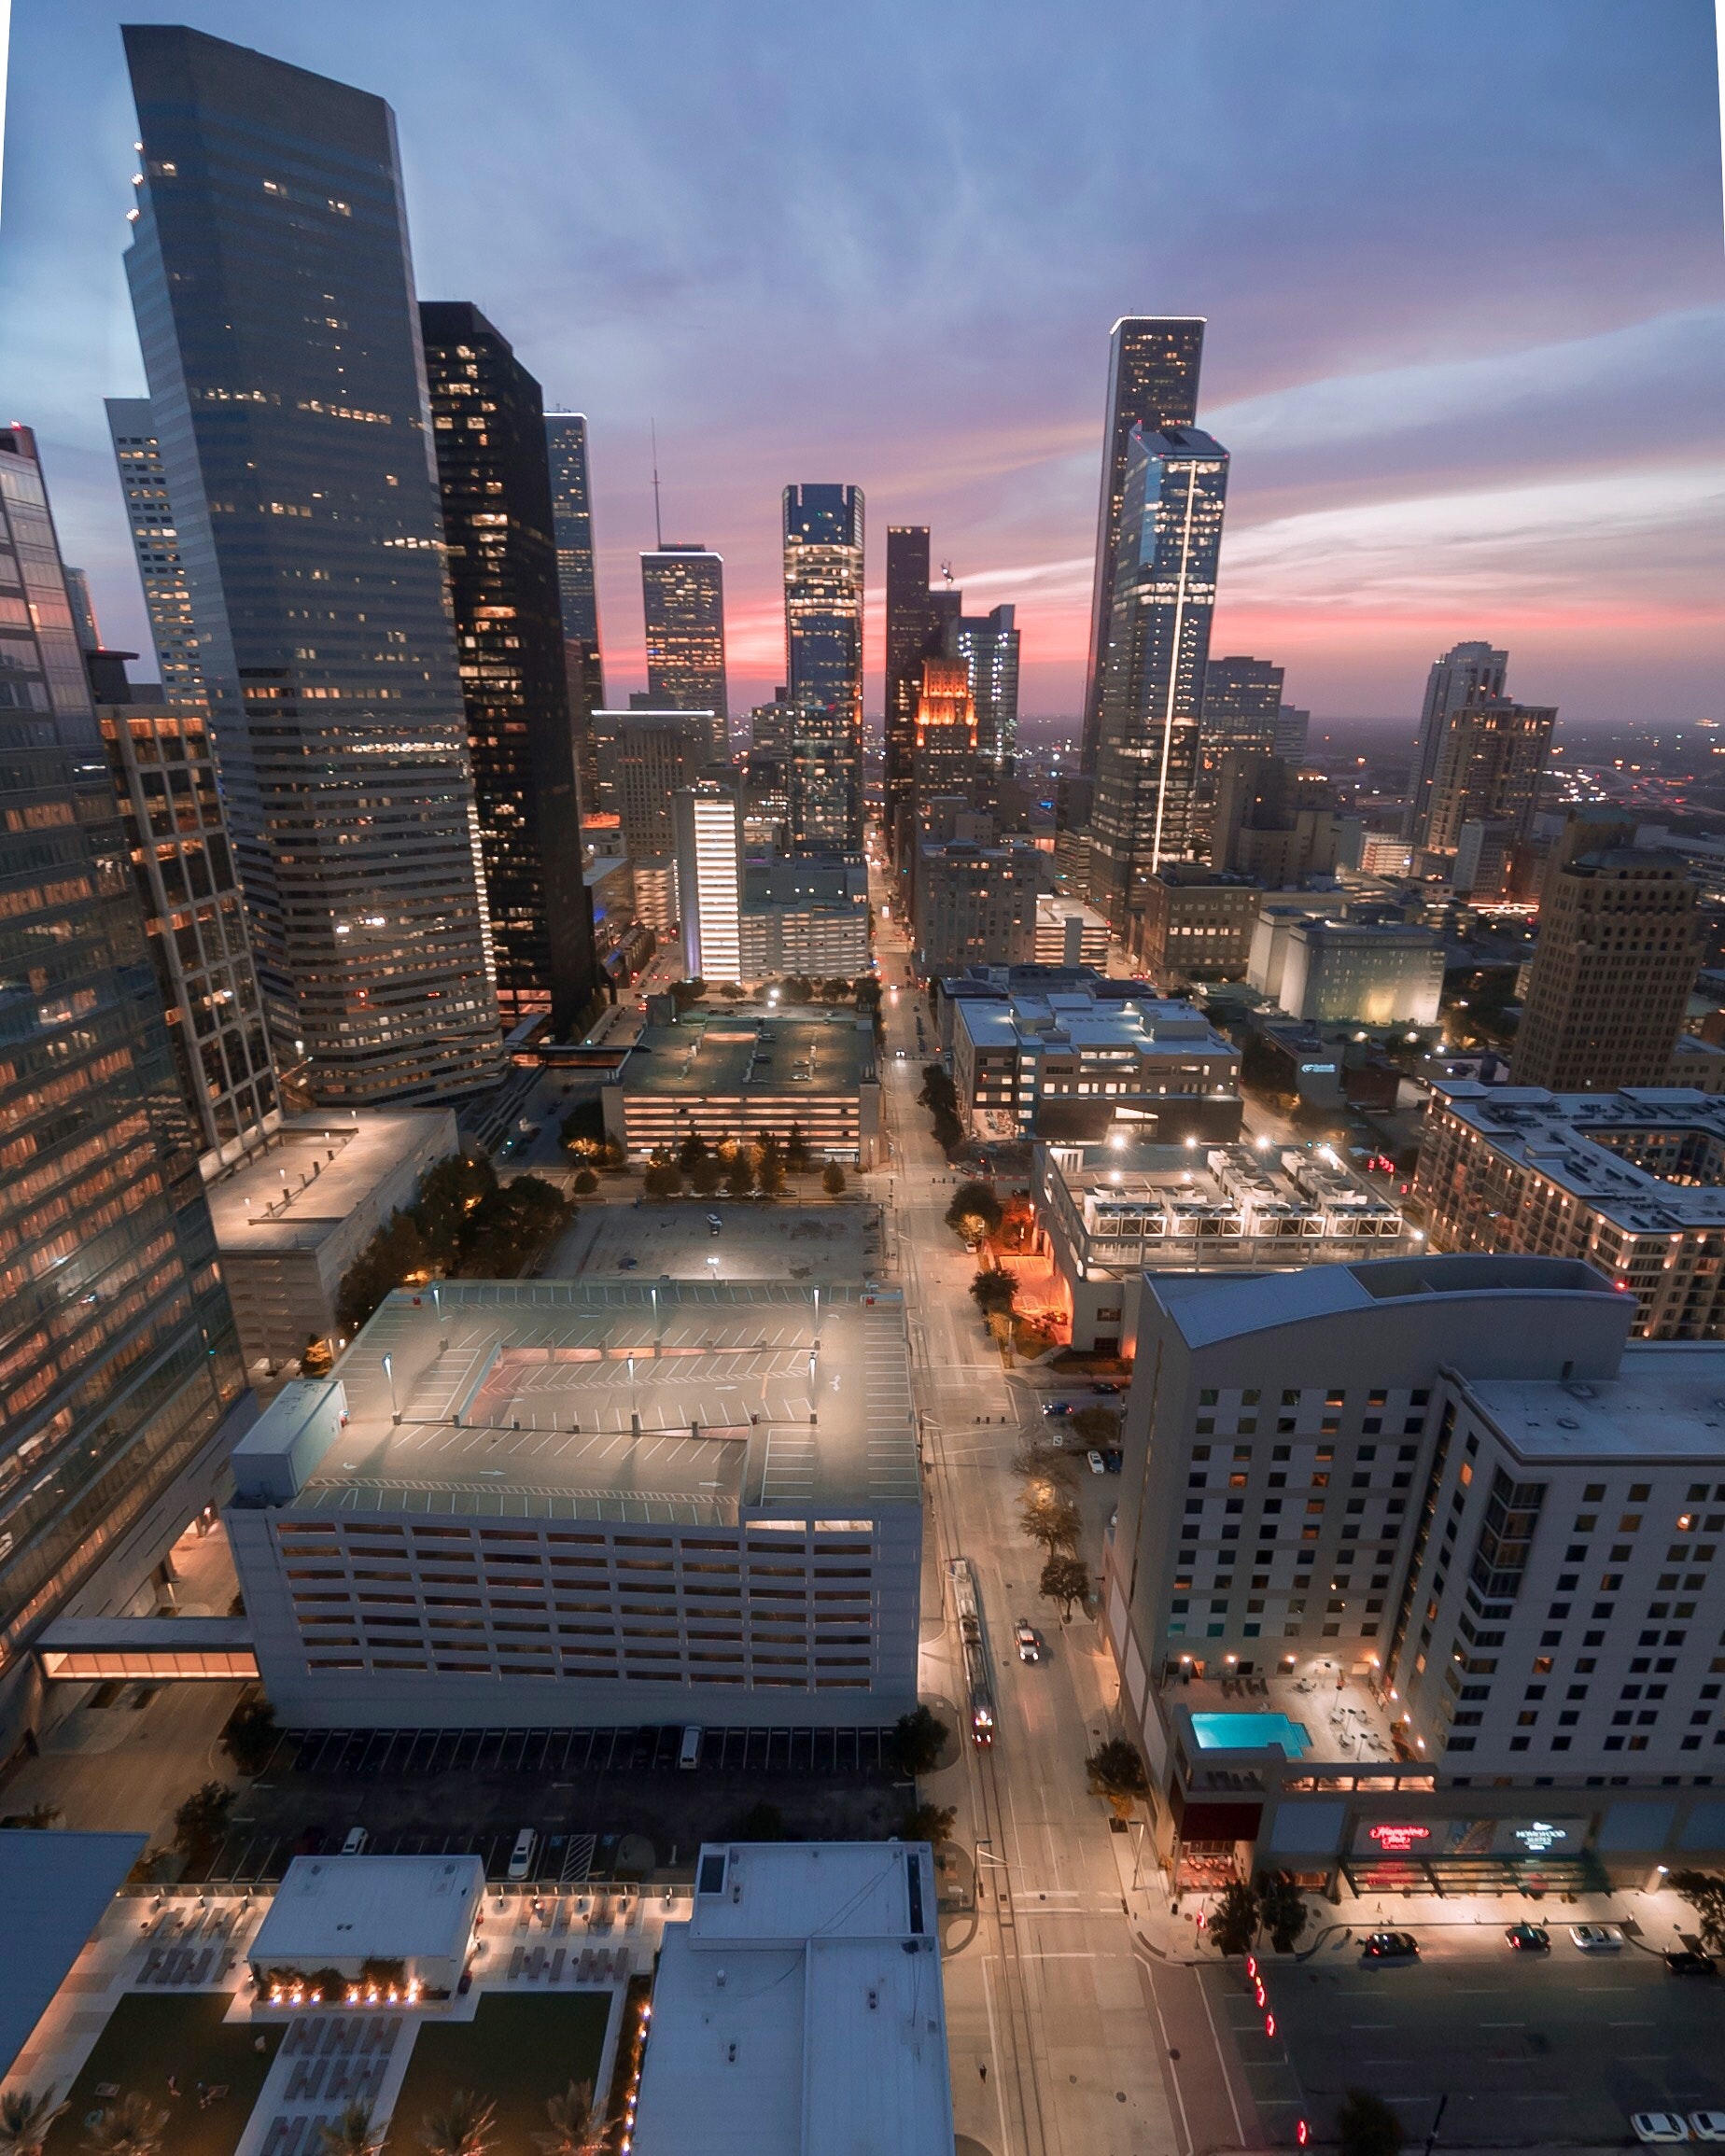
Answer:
top-left (1189, 1710), bottom-right (1312, 1757)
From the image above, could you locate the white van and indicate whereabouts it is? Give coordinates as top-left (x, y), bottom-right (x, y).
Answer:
top-left (341, 1827), bottom-right (369, 1856)
top-left (679, 1725), bottom-right (703, 1771)
top-left (506, 1827), bottom-right (538, 1881)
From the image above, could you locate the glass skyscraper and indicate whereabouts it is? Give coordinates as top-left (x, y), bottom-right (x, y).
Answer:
top-left (945, 603), bottom-right (1019, 771)
top-left (783, 484), bottom-right (864, 855)
top-left (0, 424), bottom-right (246, 1714)
top-left (122, 25), bottom-right (502, 1105)
top-left (421, 302), bottom-right (596, 1035)
top-left (884, 525), bottom-right (959, 840)
top-left (1089, 424), bottom-right (1229, 931)
top-left (1080, 316), bottom-right (1206, 776)
top-left (105, 399), bottom-right (204, 706)
top-left (545, 413), bottom-right (606, 812)
top-left (641, 544), bottom-right (728, 758)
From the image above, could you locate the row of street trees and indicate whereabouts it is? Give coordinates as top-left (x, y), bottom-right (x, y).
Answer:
top-left (638, 1129), bottom-right (847, 1199)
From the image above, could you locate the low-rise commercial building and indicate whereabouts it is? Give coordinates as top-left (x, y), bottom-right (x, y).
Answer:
top-left (206, 1110), bottom-right (458, 1384)
top-left (224, 1281), bottom-right (919, 1728)
top-left (1416, 1083), bottom-right (1725, 1340)
top-left (1034, 894), bottom-right (1110, 968)
top-left (602, 1009), bottom-right (879, 1164)
top-left (1251, 910), bottom-right (1443, 1025)
top-left (247, 1855), bottom-right (484, 1998)
top-left (739, 856), bottom-right (870, 979)
top-left (948, 989), bottom-right (1240, 1143)
top-left (912, 839), bottom-right (1046, 976)
top-left (1107, 1254), bottom-right (1725, 1893)
top-left (634, 1841), bottom-right (953, 2156)
top-left (1033, 1139), bottom-right (1413, 1351)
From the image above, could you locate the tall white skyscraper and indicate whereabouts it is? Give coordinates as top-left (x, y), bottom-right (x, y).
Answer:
top-left (1404, 640), bottom-right (1509, 844)
top-left (674, 783), bottom-right (743, 983)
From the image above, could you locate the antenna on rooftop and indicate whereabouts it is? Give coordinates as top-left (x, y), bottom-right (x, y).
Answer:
top-left (939, 559), bottom-right (954, 588)
top-left (651, 418), bottom-right (664, 550)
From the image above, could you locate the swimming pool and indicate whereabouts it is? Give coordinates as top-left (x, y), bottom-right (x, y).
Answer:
top-left (1189, 1710), bottom-right (1312, 1757)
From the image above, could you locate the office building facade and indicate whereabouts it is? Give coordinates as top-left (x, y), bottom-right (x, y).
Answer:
top-left (1418, 695), bottom-right (1557, 858)
top-left (1107, 1257), bottom-right (1725, 1889)
top-left (104, 398), bottom-right (203, 704)
top-left (783, 486), bottom-right (864, 853)
top-left (544, 412), bottom-right (605, 806)
top-left (1080, 316), bottom-right (1205, 774)
top-left (674, 784), bottom-right (744, 983)
top-left (1135, 865), bottom-right (1264, 983)
top-left (1088, 427), bottom-right (1229, 931)
top-left (945, 603), bottom-right (1019, 770)
top-left (1404, 640), bottom-right (1509, 844)
top-left (421, 303), bottom-right (596, 1035)
top-left (642, 545), bottom-right (727, 757)
top-left (593, 709), bottom-right (706, 861)
top-left (0, 425), bottom-right (248, 1730)
top-left (1515, 824), bottom-right (1702, 1092)
top-left (123, 26), bottom-right (502, 1104)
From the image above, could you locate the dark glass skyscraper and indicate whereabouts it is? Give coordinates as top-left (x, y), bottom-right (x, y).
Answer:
top-left (1089, 424), bottom-right (1229, 931)
top-left (783, 484), bottom-right (864, 854)
top-left (105, 398), bottom-right (204, 706)
top-left (0, 425), bottom-right (246, 1718)
top-left (884, 525), bottom-right (959, 836)
top-left (545, 413), bottom-right (606, 811)
top-left (420, 302), bottom-right (596, 1034)
top-left (1080, 316), bottom-right (1205, 775)
top-left (641, 544), bottom-right (727, 757)
top-left (122, 26), bottom-right (502, 1104)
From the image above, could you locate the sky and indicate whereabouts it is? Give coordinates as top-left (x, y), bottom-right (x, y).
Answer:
top-left (1, 0), bottom-right (1722, 729)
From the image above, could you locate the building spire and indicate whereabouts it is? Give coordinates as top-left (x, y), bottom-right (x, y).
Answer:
top-left (651, 418), bottom-right (663, 550)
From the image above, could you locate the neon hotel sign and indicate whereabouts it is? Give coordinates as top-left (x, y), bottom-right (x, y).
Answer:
top-left (1366, 1823), bottom-right (1431, 1853)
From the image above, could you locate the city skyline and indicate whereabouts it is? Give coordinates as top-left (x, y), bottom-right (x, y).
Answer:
top-left (0, 2), bottom-right (1718, 728)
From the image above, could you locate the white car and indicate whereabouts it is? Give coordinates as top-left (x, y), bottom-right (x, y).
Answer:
top-left (1569, 1924), bottom-right (1624, 1952)
top-left (1689, 2119), bottom-right (1725, 2145)
top-left (1633, 2117), bottom-right (1690, 2145)
top-left (1087, 1449), bottom-right (1106, 1475)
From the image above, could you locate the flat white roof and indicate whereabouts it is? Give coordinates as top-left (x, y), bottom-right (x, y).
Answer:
top-left (206, 1111), bottom-right (454, 1255)
top-left (632, 1842), bottom-right (952, 2156)
top-left (248, 1855), bottom-right (483, 1966)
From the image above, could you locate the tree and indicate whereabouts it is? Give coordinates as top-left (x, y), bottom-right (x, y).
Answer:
top-left (723, 1153), bottom-right (754, 1198)
top-left (945, 1181), bottom-right (1002, 1244)
top-left (571, 1169), bottom-right (598, 1195)
top-left (689, 1155), bottom-right (722, 1197)
top-left (1671, 1869), bottom-right (1725, 1953)
top-left (0, 2087), bottom-right (66, 2156)
top-left (319, 2103), bottom-right (386, 2156)
top-left (677, 1131), bottom-right (710, 1173)
top-left (222, 1695), bottom-right (278, 1776)
top-left (902, 1801), bottom-right (957, 1844)
top-left (173, 1780), bottom-right (235, 1865)
top-left (756, 1151), bottom-right (787, 1197)
top-left (919, 1064), bottom-right (964, 1153)
top-left (785, 1127), bottom-right (812, 1174)
top-left (1012, 1438), bottom-right (1079, 1487)
top-left (821, 1162), bottom-right (847, 1196)
top-left (420, 2093), bottom-right (498, 2156)
top-left (533, 2081), bottom-right (604, 2156)
top-left (642, 1159), bottom-right (684, 1199)
top-left (1086, 1737), bottom-right (1150, 1821)
top-left (1039, 1554), bottom-right (1091, 1621)
top-left (1257, 1871), bottom-right (1311, 1953)
top-left (302, 1335), bottom-right (334, 1378)
top-left (970, 1268), bottom-right (1016, 1316)
top-left (891, 1704), bottom-right (950, 1777)
top-left (1337, 2089), bottom-right (1405, 2156)
top-left (1071, 1407), bottom-right (1121, 1448)
top-left (80, 2093), bottom-right (169, 2156)
top-left (1209, 1879), bottom-right (1260, 1957)
top-left (1017, 1485), bottom-right (1081, 1555)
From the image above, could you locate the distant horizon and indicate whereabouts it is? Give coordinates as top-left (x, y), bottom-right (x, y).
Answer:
top-left (3, 1), bottom-right (1720, 727)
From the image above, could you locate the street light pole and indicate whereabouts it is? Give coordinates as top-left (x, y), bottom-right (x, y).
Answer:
top-left (383, 1351), bottom-right (399, 1423)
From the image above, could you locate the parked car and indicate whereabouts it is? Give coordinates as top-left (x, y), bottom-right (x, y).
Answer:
top-left (1361, 1931), bottom-right (1419, 1961)
top-left (1087, 1449), bottom-right (1106, 1476)
top-left (341, 1827), bottom-right (369, 1856)
top-left (1505, 1922), bottom-right (1549, 1952)
top-left (1633, 2117), bottom-right (1691, 2145)
top-left (507, 1827), bottom-right (539, 1882)
top-left (1689, 2118), bottom-right (1725, 2144)
top-left (1043, 1400), bottom-right (1074, 1418)
top-left (1013, 1622), bottom-right (1042, 1663)
top-left (1570, 1924), bottom-right (1624, 1952)
top-left (1665, 1951), bottom-right (1717, 1977)
top-left (1102, 1449), bottom-right (1124, 1474)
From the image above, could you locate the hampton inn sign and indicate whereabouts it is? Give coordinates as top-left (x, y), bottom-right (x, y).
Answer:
top-left (1353, 1817), bottom-right (1588, 1859)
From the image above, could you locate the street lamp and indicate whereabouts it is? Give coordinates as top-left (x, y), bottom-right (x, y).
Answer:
top-left (382, 1351), bottom-right (399, 1423)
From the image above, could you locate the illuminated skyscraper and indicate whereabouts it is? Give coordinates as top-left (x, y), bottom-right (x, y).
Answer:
top-left (0, 423), bottom-right (247, 1728)
top-left (642, 544), bottom-right (728, 758)
top-left (913, 656), bottom-right (979, 803)
top-left (1420, 695), bottom-right (1556, 856)
top-left (1404, 640), bottom-right (1509, 844)
top-left (1089, 425), bottom-right (1229, 932)
top-left (1080, 317), bottom-right (1205, 776)
top-left (105, 398), bottom-right (203, 705)
top-left (884, 525), bottom-right (959, 833)
top-left (1196, 655), bottom-right (1283, 850)
top-left (545, 412), bottom-right (606, 809)
top-left (122, 25), bottom-right (502, 1104)
top-left (783, 484), bottom-right (864, 853)
top-left (421, 302), bottom-right (596, 1035)
top-left (674, 783), bottom-right (744, 983)
top-left (945, 604), bottom-right (1019, 770)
